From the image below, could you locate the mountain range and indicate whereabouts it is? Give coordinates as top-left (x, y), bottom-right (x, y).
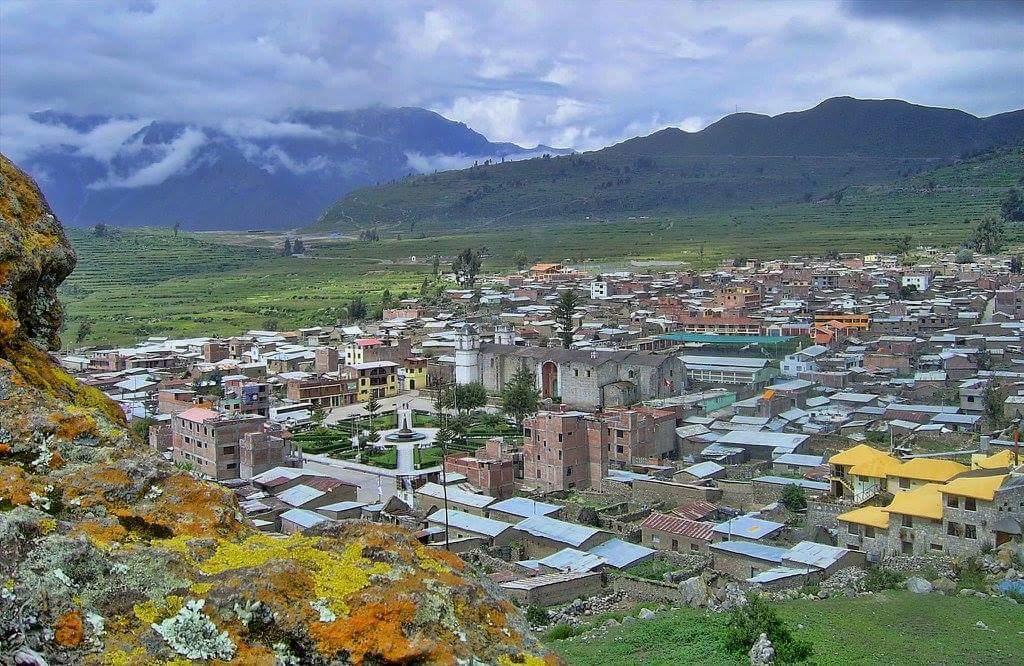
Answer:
top-left (315, 97), bottom-right (1024, 232)
top-left (11, 107), bottom-right (566, 230)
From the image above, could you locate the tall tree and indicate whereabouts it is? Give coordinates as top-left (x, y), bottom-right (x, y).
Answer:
top-left (554, 289), bottom-right (581, 349)
top-left (501, 367), bottom-right (540, 426)
top-left (173, 221), bottom-right (181, 237)
top-left (1000, 187), bottom-right (1024, 223)
top-left (381, 288), bottom-right (394, 309)
top-left (282, 237), bottom-right (293, 256)
top-left (969, 217), bottom-right (1005, 254)
top-left (452, 248), bottom-right (481, 287)
top-left (92, 222), bottom-right (108, 237)
top-left (1010, 255), bottom-right (1022, 275)
top-left (347, 296), bottom-right (368, 321)
top-left (74, 320), bottom-right (94, 345)
top-left (292, 238), bottom-right (305, 254)
top-left (513, 249), bottom-right (529, 271)
top-left (431, 253), bottom-right (440, 277)
top-left (894, 234), bottom-right (913, 256)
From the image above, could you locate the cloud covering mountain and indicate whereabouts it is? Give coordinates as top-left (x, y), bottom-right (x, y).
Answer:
top-left (8, 108), bottom-right (565, 230)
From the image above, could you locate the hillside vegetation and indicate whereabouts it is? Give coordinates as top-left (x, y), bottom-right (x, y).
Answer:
top-left (314, 97), bottom-right (1024, 232)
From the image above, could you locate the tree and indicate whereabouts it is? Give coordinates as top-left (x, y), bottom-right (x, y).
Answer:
top-left (381, 288), bottom-right (394, 309)
top-left (1000, 187), bottom-right (1024, 223)
top-left (780, 484), bottom-right (807, 512)
top-left (577, 507), bottom-right (600, 527)
top-left (894, 234), bottom-right (913, 256)
top-left (502, 367), bottom-right (540, 425)
top-left (365, 393), bottom-right (382, 421)
top-left (554, 289), bottom-right (581, 349)
top-left (92, 222), bottom-right (108, 237)
top-left (452, 248), bottom-right (482, 287)
top-left (173, 221), bottom-right (181, 237)
top-left (1010, 255), bottom-right (1022, 275)
top-left (984, 385), bottom-right (1006, 427)
top-left (513, 249), bottom-right (529, 271)
top-left (292, 238), bottom-right (305, 254)
top-left (129, 417), bottom-right (155, 442)
top-left (420, 277), bottom-right (431, 297)
top-left (955, 248), bottom-right (974, 264)
top-left (968, 217), bottom-right (1005, 254)
top-left (261, 317), bottom-right (280, 331)
top-left (897, 283), bottom-right (918, 300)
top-left (347, 296), bottom-right (368, 321)
top-left (74, 320), bottom-right (94, 345)
top-left (441, 382), bottom-right (488, 413)
top-left (282, 237), bottom-right (293, 256)
top-left (431, 253), bottom-right (440, 277)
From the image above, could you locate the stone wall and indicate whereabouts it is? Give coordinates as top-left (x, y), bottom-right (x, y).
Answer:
top-left (610, 574), bottom-right (682, 604)
top-left (717, 479), bottom-right (755, 511)
top-left (807, 499), bottom-right (843, 531)
top-left (631, 478), bottom-right (722, 507)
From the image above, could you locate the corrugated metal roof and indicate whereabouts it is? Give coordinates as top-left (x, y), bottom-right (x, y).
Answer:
top-left (514, 515), bottom-right (604, 547)
top-left (671, 501), bottom-right (718, 521)
top-left (277, 484), bottom-right (325, 507)
top-left (710, 540), bottom-right (786, 562)
top-left (426, 509), bottom-right (512, 538)
top-left (753, 476), bottom-right (830, 491)
top-left (712, 516), bottom-right (784, 540)
top-left (587, 538), bottom-right (655, 569)
top-left (417, 482), bottom-right (494, 508)
top-left (538, 548), bottom-right (606, 573)
top-left (500, 570), bottom-right (601, 590)
top-left (487, 497), bottom-right (562, 519)
top-left (747, 566), bottom-right (808, 584)
top-left (641, 512), bottom-right (715, 540)
top-left (783, 541), bottom-right (849, 570)
top-left (681, 461), bottom-right (724, 478)
top-left (280, 508), bottom-right (331, 529)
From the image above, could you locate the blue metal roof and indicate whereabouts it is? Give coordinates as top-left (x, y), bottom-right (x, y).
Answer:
top-left (588, 538), bottom-right (656, 569)
top-left (712, 516), bottom-right (785, 540)
top-left (710, 540), bottom-right (787, 562)
top-left (753, 476), bottom-right (830, 491)
top-left (488, 496), bottom-right (562, 519)
top-left (538, 548), bottom-right (606, 573)
top-left (427, 509), bottom-right (512, 538)
top-left (514, 515), bottom-right (605, 547)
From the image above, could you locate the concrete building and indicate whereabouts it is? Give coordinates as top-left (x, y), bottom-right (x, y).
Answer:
top-left (171, 407), bottom-right (295, 480)
top-left (681, 355), bottom-right (779, 388)
top-left (639, 512), bottom-right (715, 553)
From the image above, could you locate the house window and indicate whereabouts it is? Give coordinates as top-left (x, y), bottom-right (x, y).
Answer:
top-left (899, 478), bottom-right (910, 490)
top-left (616, 445), bottom-right (624, 454)
top-left (864, 526), bottom-right (875, 538)
top-left (901, 515), bottom-right (912, 528)
top-left (557, 451), bottom-right (562, 460)
top-left (565, 466), bottom-right (572, 477)
top-left (222, 446), bottom-right (236, 454)
top-left (690, 543), bottom-right (698, 552)
top-left (226, 463), bottom-right (237, 470)
top-left (930, 543), bottom-right (943, 551)
top-left (901, 541), bottom-right (913, 555)
top-left (964, 497), bottom-right (977, 511)
top-left (574, 369), bottom-right (579, 377)
top-left (946, 495), bottom-right (958, 508)
top-left (671, 539), bottom-right (679, 551)
top-left (536, 469), bottom-right (541, 479)
top-left (848, 524), bottom-right (859, 536)
top-left (964, 524), bottom-right (977, 540)
top-left (947, 521), bottom-right (959, 536)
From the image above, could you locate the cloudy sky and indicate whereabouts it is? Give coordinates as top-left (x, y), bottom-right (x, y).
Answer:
top-left (1, 0), bottom-right (1022, 160)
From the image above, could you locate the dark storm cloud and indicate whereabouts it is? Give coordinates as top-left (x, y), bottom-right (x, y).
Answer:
top-left (1, 0), bottom-right (1021, 164)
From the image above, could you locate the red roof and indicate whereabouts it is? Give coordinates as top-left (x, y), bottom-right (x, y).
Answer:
top-left (177, 407), bottom-right (220, 423)
top-left (354, 338), bottom-right (383, 347)
top-left (640, 512), bottom-right (715, 540)
top-left (671, 501), bottom-right (718, 521)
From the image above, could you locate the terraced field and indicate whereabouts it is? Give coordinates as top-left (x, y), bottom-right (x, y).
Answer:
top-left (62, 228), bottom-right (431, 346)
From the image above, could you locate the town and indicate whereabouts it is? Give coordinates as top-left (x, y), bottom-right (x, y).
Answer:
top-left (58, 246), bottom-right (1024, 637)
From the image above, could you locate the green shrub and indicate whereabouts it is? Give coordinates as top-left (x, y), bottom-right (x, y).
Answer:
top-left (862, 566), bottom-right (904, 592)
top-left (526, 605), bottom-right (549, 626)
top-left (544, 624), bottom-right (581, 641)
top-left (725, 595), bottom-right (812, 663)
top-left (780, 484), bottom-right (807, 512)
top-left (955, 558), bottom-right (988, 591)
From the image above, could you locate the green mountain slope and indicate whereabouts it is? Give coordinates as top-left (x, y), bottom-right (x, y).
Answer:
top-left (312, 98), bottom-right (1024, 232)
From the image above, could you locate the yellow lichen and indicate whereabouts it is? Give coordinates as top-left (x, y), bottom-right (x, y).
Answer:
top-left (189, 582), bottom-right (213, 595)
top-left (39, 517), bottom-right (57, 534)
top-left (196, 533), bottom-right (390, 616)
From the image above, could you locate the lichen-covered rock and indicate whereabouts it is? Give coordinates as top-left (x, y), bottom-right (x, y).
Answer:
top-left (0, 154), bottom-right (553, 665)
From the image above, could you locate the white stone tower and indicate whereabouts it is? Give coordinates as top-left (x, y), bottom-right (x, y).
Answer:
top-left (494, 323), bottom-right (515, 346)
top-left (454, 324), bottom-right (482, 385)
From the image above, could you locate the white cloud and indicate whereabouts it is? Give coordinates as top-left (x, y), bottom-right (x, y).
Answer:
top-left (89, 127), bottom-right (207, 189)
top-left (439, 94), bottom-right (527, 145)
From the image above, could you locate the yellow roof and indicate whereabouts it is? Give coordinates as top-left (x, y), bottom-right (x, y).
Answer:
top-left (939, 473), bottom-right (1008, 501)
top-left (891, 458), bottom-right (968, 483)
top-left (837, 506), bottom-right (890, 529)
top-left (829, 444), bottom-right (892, 467)
top-left (882, 483), bottom-right (945, 520)
top-left (849, 455), bottom-right (902, 479)
top-left (762, 389), bottom-right (776, 401)
top-left (973, 449), bottom-right (1015, 470)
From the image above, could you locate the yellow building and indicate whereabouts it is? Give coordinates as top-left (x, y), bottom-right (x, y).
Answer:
top-left (886, 458), bottom-right (968, 494)
top-left (813, 312), bottom-right (870, 331)
top-left (971, 449), bottom-right (1016, 470)
top-left (350, 361), bottom-right (399, 402)
top-left (403, 357), bottom-right (428, 391)
top-left (829, 444), bottom-right (900, 503)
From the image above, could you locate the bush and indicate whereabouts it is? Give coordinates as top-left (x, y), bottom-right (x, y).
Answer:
top-left (780, 484), bottom-right (807, 512)
top-left (544, 624), bottom-right (581, 641)
top-left (577, 506), bottom-right (601, 527)
top-left (862, 566), bottom-right (904, 592)
top-left (725, 595), bottom-right (811, 663)
top-left (525, 605), bottom-right (549, 626)
top-left (955, 558), bottom-right (987, 591)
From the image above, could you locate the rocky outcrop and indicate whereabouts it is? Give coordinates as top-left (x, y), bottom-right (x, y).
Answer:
top-left (0, 154), bottom-right (551, 665)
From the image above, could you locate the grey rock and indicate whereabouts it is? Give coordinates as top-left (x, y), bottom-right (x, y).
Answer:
top-left (679, 575), bottom-right (711, 608)
top-left (958, 588), bottom-right (975, 596)
top-left (932, 577), bottom-right (956, 593)
top-left (638, 608), bottom-right (656, 620)
top-left (906, 577), bottom-right (933, 594)
top-left (748, 632), bottom-right (775, 665)
top-left (622, 615), bottom-right (637, 626)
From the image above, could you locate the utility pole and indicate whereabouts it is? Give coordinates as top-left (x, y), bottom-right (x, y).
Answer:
top-left (440, 380), bottom-right (453, 550)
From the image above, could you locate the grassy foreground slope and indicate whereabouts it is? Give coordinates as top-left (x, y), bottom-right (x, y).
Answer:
top-left (551, 592), bottom-right (1023, 666)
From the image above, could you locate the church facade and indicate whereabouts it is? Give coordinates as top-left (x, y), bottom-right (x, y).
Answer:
top-left (455, 325), bottom-right (684, 410)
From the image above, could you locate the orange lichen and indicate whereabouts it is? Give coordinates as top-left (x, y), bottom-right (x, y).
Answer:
top-left (0, 443), bottom-right (11, 456)
top-left (310, 600), bottom-right (428, 664)
top-left (53, 610), bottom-right (85, 647)
top-left (48, 450), bottom-right (65, 469)
top-left (52, 412), bottom-right (99, 441)
top-left (0, 465), bottom-right (35, 506)
top-left (0, 154), bottom-right (46, 225)
top-left (140, 474), bottom-right (243, 537)
top-left (75, 519), bottom-right (129, 548)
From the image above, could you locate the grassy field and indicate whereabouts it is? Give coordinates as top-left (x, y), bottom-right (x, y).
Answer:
top-left (61, 227), bottom-right (433, 346)
top-left (551, 591), bottom-right (1024, 665)
top-left (61, 150), bottom-right (1022, 347)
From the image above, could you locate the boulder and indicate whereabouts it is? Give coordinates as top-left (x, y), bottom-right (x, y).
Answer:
top-left (638, 608), bottom-right (656, 620)
top-left (906, 577), bottom-right (933, 594)
top-left (748, 633), bottom-right (775, 665)
top-left (931, 577), bottom-right (956, 593)
top-left (679, 575), bottom-right (711, 608)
